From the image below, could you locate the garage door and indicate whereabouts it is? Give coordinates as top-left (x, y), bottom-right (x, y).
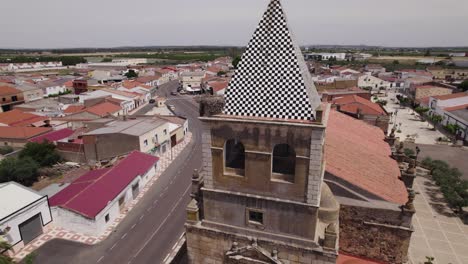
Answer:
top-left (132, 182), bottom-right (140, 199)
top-left (19, 213), bottom-right (43, 244)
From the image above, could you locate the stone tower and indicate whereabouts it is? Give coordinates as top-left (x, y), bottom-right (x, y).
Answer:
top-left (185, 0), bottom-right (339, 263)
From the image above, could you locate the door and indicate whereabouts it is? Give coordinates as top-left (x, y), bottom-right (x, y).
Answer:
top-left (132, 182), bottom-right (140, 199)
top-left (171, 135), bottom-right (177, 147)
top-left (19, 213), bottom-right (43, 244)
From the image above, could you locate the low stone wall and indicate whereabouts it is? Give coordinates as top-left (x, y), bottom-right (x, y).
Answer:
top-left (339, 205), bottom-right (412, 264)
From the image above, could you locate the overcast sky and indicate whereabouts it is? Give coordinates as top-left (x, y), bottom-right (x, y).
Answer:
top-left (1, 0), bottom-right (467, 49)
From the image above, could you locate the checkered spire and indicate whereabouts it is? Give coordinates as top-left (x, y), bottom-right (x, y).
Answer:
top-left (224, 0), bottom-right (320, 121)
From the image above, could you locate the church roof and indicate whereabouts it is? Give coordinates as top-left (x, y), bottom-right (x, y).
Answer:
top-left (224, 0), bottom-right (320, 121)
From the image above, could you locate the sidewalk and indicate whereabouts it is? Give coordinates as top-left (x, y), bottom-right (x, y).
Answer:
top-left (409, 175), bottom-right (468, 264)
top-left (12, 133), bottom-right (193, 261)
top-left (383, 91), bottom-right (445, 145)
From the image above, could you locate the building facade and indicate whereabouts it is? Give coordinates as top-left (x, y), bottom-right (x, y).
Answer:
top-left (185, 1), bottom-right (339, 263)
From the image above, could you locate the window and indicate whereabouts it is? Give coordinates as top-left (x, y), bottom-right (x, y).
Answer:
top-left (247, 209), bottom-right (264, 226)
top-left (163, 129), bottom-right (167, 135)
top-left (105, 214), bottom-right (110, 223)
top-left (154, 134), bottom-right (159, 143)
top-left (272, 144), bottom-right (296, 182)
top-left (144, 139), bottom-right (148, 146)
top-left (2, 98), bottom-right (5, 102)
top-left (224, 139), bottom-right (245, 173)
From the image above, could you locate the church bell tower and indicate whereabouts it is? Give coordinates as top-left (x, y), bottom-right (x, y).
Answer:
top-left (185, 1), bottom-right (339, 263)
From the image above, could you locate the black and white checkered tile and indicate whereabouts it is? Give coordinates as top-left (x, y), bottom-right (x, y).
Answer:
top-left (224, 0), bottom-right (320, 121)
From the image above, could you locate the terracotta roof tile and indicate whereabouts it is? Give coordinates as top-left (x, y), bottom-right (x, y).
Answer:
top-left (444, 103), bottom-right (468, 112)
top-left (433, 92), bottom-right (468, 101)
top-left (0, 126), bottom-right (52, 139)
top-left (63, 105), bottom-right (86, 114)
top-left (325, 110), bottom-right (407, 205)
top-left (85, 102), bottom-right (121, 117)
top-left (332, 95), bottom-right (386, 115)
top-left (0, 85), bottom-right (22, 96)
top-left (0, 109), bottom-right (48, 127)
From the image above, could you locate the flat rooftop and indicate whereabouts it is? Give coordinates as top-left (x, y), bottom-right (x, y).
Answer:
top-left (0, 182), bottom-right (43, 220)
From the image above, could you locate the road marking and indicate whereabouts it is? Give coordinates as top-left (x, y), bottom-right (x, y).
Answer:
top-left (131, 224), bottom-right (136, 230)
top-left (97, 256), bottom-right (104, 263)
top-left (110, 242), bottom-right (118, 251)
top-left (170, 180), bottom-right (174, 185)
top-left (132, 185), bottom-right (191, 260)
top-left (153, 200), bottom-right (158, 205)
top-left (172, 242), bottom-right (178, 250)
top-left (139, 215), bottom-right (144, 221)
top-left (163, 253), bottom-right (170, 263)
top-left (146, 207), bottom-right (151, 212)
top-left (164, 186), bottom-right (168, 192)
top-left (121, 233), bottom-right (127, 239)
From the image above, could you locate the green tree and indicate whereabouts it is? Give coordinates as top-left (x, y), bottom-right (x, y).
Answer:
top-left (404, 148), bottom-right (415, 157)
top-left (101, 57), bottom-right (112, 63)
top-left (232, 56), bottom-right (241, 69)
top-left (458, 80), bottom-right (468, 92)
top-left (424, 49), bottom-right (431, 57)
top-left (0, 240), bottom-right (14, 264)
top-left (393, 60), bottom-right (400, 65)
top-left (19, 142), bottom-right (61, 167)
top-left (124, 70), bottom-right (138, 79)
top-left (0, 146), bottom-right (13, 155)
top-left (0, 157), bottom-right (40, 186)
top-left (217, 71), bottom-right (227, 77)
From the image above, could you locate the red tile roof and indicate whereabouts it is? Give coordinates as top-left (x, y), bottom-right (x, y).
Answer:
top-left (85, 102), bottom-right (121, 117)
top-left (49, 151), bottom-right (159, 218)
top-left (444, 103), bottom-right (468, 112)
top-left (332, 95), bottom-right (386, 115)
top-left (29, 128), bottom-right (75, 143)
top-left (0, 85), bottom-right (21, 96)
top-left (209, 81), bottom-right (229, 92)
top-left (0, 126), bottom-right (52, 139)
top-left (325, 110), bottom-right (407, 205)
top-left (433, 92), bottom-right (468, 101)
top-left (0, 109), bottom-right (48, 127)
top-left (63, 105), bottom-right (86, 114)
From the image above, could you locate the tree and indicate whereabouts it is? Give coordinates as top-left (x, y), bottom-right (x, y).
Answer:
top-left (458, 80), bottom-right (468, 92)
top-left (101, 57), bottom-right (112, 63)
top-left (0, 146), bottom-right (13, 155)
top-left (0, 240), bottom-right (14, 264)
top-left (0, 157), bottom-right (40, 186)
top-left (217, 71), bottom-right (227, 77)
top-left (19, 142), bottom-right (61, 167)
top-left (232, 56), bottom-right (241, 69)
top-left (393, 60), bottom-right (400, 65)
top-left (424, 49), bottom-right (431, 57)
top-left (404, 148), bottom-right (415, 157)
top-left (124, 70), bottom-right (138, 79)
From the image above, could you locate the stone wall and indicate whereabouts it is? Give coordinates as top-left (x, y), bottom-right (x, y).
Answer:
top-left (339, 205), bottom-right (412, 264)
top-left (186, 224), bottom-right (336, 264)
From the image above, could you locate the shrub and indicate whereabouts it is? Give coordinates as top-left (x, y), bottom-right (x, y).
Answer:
top-left (0, 157), bottom-right (39, 186)
top-left (424, 158), bottom-right (468, 211)
top-left (404, 148), bottom-right (415, 157)
top-left (19, 142), bottom-right (62, 167)
top-left (0, 146), bottom-right (14, 155)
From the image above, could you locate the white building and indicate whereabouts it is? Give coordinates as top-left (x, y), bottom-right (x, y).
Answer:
top-left (428, 93), bottom-right (468, 142)
top-left (0, 182), bottom-right (52, 255)
top-left (180, 71), bottom-right (206, 92)
top-left (49, 151), bottom-right (159, 236)
top-left (304, 52), bottom-right (346, 61)
top-left (358, 74), bottom-right (391, 91)
top-left (3, 62), bottom-right (65, 72)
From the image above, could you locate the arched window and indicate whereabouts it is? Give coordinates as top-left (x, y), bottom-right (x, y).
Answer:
top-left (225, 139), bottom-right (245, 172)
top-left (272, 144), bottom-right (296, 176)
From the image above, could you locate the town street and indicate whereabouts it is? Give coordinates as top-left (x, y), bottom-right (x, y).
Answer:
top-left (31, 81), bottom-right (201, 264)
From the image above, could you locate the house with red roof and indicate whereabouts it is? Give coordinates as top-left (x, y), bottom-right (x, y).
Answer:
top-left (67, 102), bottom-right (123, 119)
top-left (49, 151), bottom-right (159, 236)
top-left (332, 95), bottom-right (390, 133)
top-left (0, 109), bottom-right (49, 127)
top-left (0, 126), bottom-right (52, 147)
top-left (0, 85), bottom-right (25, 112)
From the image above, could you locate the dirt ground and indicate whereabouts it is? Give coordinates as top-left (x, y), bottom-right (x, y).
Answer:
top-left (31, 166), bottom-right (89, 191)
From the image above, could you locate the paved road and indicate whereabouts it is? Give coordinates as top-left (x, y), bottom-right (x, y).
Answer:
top-left (132, 81), bottom-right (180, 116)
top-left (31, 81), bottom-right (201, 264)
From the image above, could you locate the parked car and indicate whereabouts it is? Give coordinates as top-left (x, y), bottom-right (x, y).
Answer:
top-left (149, 99), bottom-right (156, 103)
top-left (179, 90), bottom-right (187, 95)
top-left (171, 91), bottom-right (178, 96)
top-left (167, 104), bottom-right (176, 111)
